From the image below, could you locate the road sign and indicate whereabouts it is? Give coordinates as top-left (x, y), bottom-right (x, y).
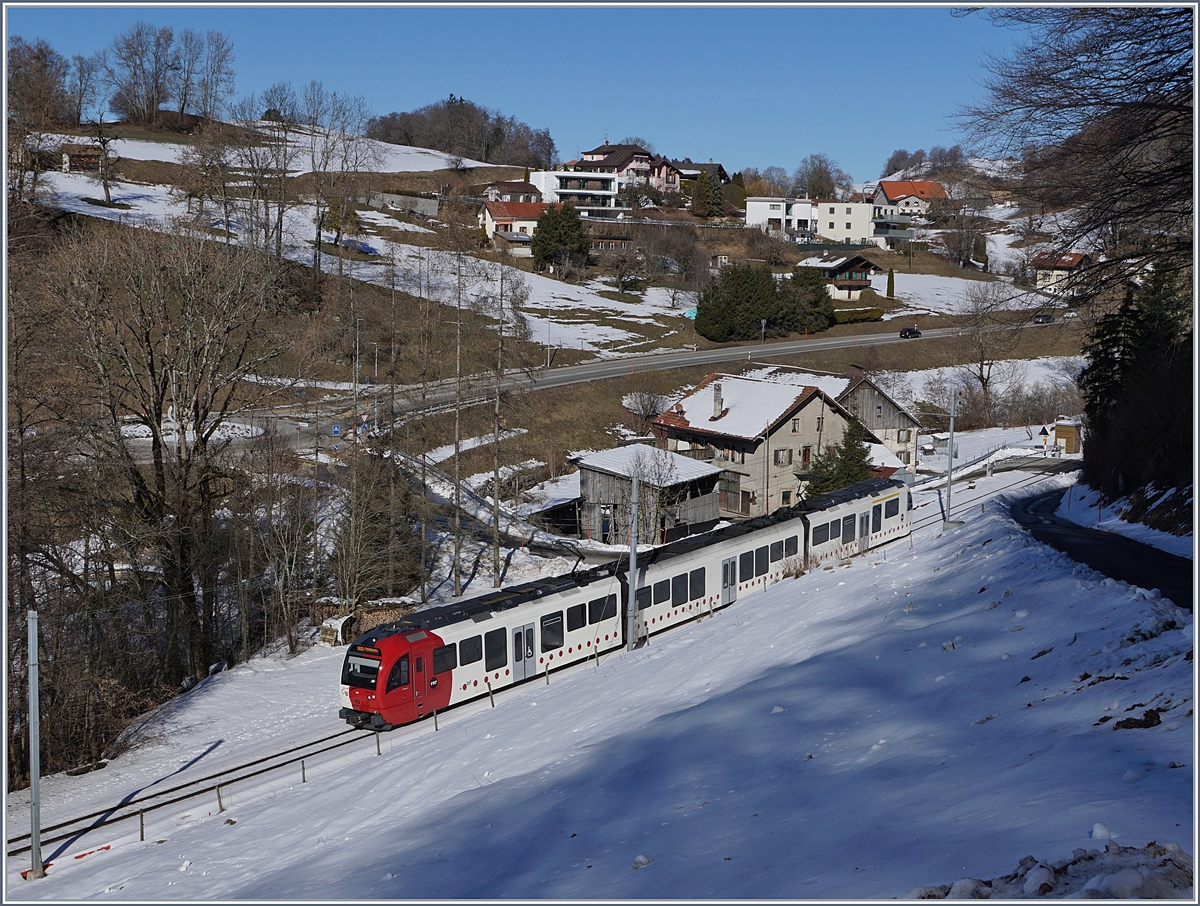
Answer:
top-left (332, 425), bottom-right (340, 436)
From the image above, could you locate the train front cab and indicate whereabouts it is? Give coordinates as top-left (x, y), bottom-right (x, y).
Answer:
top-left (339, 630), bottom-right (454, 730)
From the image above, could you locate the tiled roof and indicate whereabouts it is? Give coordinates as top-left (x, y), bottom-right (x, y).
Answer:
top-left (484, 201), bottom-right (559, 220)
top-left (490, 181), bottom-right (540, 193)
top-left (877, 180), bottom-right (947, 202)
top-left (1030, 252), bottom-right (1089, 269)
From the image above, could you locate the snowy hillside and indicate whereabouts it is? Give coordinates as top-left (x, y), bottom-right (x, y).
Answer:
top-left (6, 470), bottom-right (1191, 900)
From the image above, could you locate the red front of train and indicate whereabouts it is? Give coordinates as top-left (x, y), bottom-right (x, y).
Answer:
top-left (338, 628), bottom-right (452, 730)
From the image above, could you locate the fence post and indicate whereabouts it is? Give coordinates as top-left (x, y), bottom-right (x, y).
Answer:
top-left (301, 760), bottom-right (306, 783)
top-left (485, 677), bottom-right (495, 707)
top-left (140, 811), bottom-right (144, 842)
top-left (433, 709), bottom-right (438, 731)
top-left (216, 785), bottom-right (225, 813)
top-left (375, 732), bottom-right (381, 756)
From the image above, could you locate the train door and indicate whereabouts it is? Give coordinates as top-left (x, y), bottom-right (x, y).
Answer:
top-left (412, 647), bottom-right (429, 717)
top-left (512, 622), bottom-right (535, 681)
top-left (721, 557), bottom-right (738, 605)
top-left (859, 512), bottom-right (870, 554)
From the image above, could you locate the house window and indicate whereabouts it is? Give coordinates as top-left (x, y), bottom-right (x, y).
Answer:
top-left (877, 405), bottom-right (883, 419)
top-left (816, 416), bottom-right (825, 432)
top-left (782, 490), bottom-right (792, 506)
top-left (828, 222), bottom-right (835, 230)
top-left (828, 206), bottom-right (835, 214)
top-left (791, 418), bottom-right (800, 433)
top-left (769, 203), bottom-right (781, 210)
top-left (846, 207), bottom-right (852, 215)
top-left (846, 223), bottom-right (852, 230)
top-left (773, 449), bottom-right (793, 466)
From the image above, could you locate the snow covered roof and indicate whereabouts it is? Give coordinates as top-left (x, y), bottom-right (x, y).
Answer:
top-left (517, 471), bottom-right (581, 517)
top-left (577, 444), bottom-right (723, 485)
top-left (740, 365), bottom-right (851, 400)
top-left (654, 374), bottom-right (847, 442)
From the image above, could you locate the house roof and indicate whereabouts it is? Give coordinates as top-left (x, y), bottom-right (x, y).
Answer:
top-left (483, 200), bottom-right (558, 220)
top-left (581, 143), bottom-right (652, 172)
top-left (670, 160), bottom-right (730, 183)
top-left (577, 443), bottom-right (723, 486)
top-left (876, 180), bottom-right (947, 203)
top-left (654, 374), bottom-right (853, 442)
top-left (494, 230), bottom-right (531, 243)
top-left (489, 181), bottom-right (540, 194)
top-left (740, 363), bottom-right (920, 427)
top-left (794, 253), bottom-right (875, 275)
top-left (1030, 251), bottom-right (1089, 269)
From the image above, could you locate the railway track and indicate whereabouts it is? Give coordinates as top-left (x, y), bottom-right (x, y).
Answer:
top-left (909, 458), bottom-right (1075, 534)
top-left (7, 727), bottom-right (372, 859)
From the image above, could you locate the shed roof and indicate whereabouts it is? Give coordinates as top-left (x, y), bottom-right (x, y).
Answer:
top-left (577, 443), bottom-right (723, 486)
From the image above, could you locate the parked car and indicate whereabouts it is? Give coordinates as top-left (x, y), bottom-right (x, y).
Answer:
top-left (1032, 313), bottom-right (1055, 324)
top-left (899, 327), bottom-right (922, 338)
top-left (1062, 310), bottom-right (1079, 320)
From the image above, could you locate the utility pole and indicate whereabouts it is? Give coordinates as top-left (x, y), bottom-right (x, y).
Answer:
top-left (944, 386), bottom-right (962, 528)
top-left (354, 317), bottom-right (362, 442)
top-left (28, 610), bottom-right (44, 879)
top-left (626, 475), bottom-right (640, 651)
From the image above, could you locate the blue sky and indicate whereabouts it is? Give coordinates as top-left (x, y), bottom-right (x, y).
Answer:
top-left (6, 5), bottom-right (1023, 183)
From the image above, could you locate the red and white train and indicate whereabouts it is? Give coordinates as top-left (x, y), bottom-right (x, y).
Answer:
top-left (339, 477), bottom-right (912, 730)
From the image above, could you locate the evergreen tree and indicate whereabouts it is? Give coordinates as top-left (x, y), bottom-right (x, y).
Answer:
top-left (709, 171), bottom-right (723, 215)
top-left (799, 418), bottom-right (874, 497)
top-left (887, 267), bottom-right (895, 298)
top-left (531, 202), bottom-right (588, 271)
top-left (692, 170), bottom-right (715, 218)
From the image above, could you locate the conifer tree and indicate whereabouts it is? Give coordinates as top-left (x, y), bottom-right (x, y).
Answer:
top-left (800, 418), bottom-right (874, 497)
top-left (692, 170), bottom-right (714, 218)
top-left (887, 267), bottom-right (895, 298)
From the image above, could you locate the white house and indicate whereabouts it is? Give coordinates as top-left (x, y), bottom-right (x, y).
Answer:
top-left (477, 200), bottom-right (559, 239)
top-left (814, 200), bottom-right (878, 246)
top-left (528, 168), bottom-right (619, 217)
top-left (745, 197), bottom-right (817, 237)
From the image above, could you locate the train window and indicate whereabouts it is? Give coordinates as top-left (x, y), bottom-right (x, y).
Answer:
top-left (567, 603), bottom-right (586, 632)
top-left (755, 546), bottom-right (768, 576)
top-left (588, 594), bottom-right (617, 624)
top-left (770, 541), bottom-right (784, 562)
top-left (812, 522), bottom-right (830, 546)
top-left (829, 519), bottom-right (841, 541)
top-left (385, 653), bottom-right (409, 692)
top-left (885, 497), bottom-right (899, 518)
top-left (343, 653), bottom-right (381, 689)
top-left (784, 535), bottom-right (798, 557)
top-left (671, 573), bottom-right (688, 606)
top-left (739, 551), bottom-right (754, 579)
top-left (484, 628), bottom-right (507, 671)
top-left (653, 579), bottom-right (671, 605)
top-left (689, 567), bottom-right (705, 599)
top-left (907, 492), bottom-right (913, 511)
top-left (459, 635), bottom-right (483, 665)
top-left (872, 504), bottom-right (882, 534)
top-left (415, 657), bottom-right (423, 673)
top-left (636, 586), bottom-right (652, 610)
top-left (842, 514), bottom-right (855, 541)
top-left (432, 644), bottom-right (457, 675)
top-left (541, 612), bottom-right (564, 651)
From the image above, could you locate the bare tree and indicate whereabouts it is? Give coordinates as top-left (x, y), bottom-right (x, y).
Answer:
top-left (955, 8), bottom-right (1193, 293)
top-left (176, 121), bottom-right (237, 234)
top-left (104, 21), bottom-right (178, 125)
top-left (174, 28), bottom-right (205, 124)
top-left (197, 29), bottom-right (236, 122)
top-left (86, 113), bottom-right (121, 205)
top-left (792, 153), bottom-right (852, 199)
top-left (44, 219), bottom-right (291, 682)
top-left (954, 281), bottom-right (1032, 426)
top-left (66, 52), bottom-right (102, 127)
top-left (7, 36), bottom-right (69, 204)
top-left (473, 261), bottom-right (531, 585)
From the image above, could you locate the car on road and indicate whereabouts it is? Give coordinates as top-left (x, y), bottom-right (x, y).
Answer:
top-left (1062, 310), bottom-right (1079, 320)
top-left (899, 327), bottom-right (922, 338)
top-left (1032, 313), bottom-right (1055, 324)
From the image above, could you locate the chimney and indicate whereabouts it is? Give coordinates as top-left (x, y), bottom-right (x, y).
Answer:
top-left (712, 382), bottom-right (723, 419)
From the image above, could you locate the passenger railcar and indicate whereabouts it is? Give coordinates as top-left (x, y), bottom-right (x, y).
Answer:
top-left (339, 478), bottom-right (911, 730)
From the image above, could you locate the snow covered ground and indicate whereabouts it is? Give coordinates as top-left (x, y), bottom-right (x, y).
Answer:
top-left (6, 469), bottom-right (1192, 900)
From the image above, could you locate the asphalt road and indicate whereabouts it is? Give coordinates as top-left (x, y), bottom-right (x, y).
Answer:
top-left (1009, 488), bottom-right (1193, 612)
